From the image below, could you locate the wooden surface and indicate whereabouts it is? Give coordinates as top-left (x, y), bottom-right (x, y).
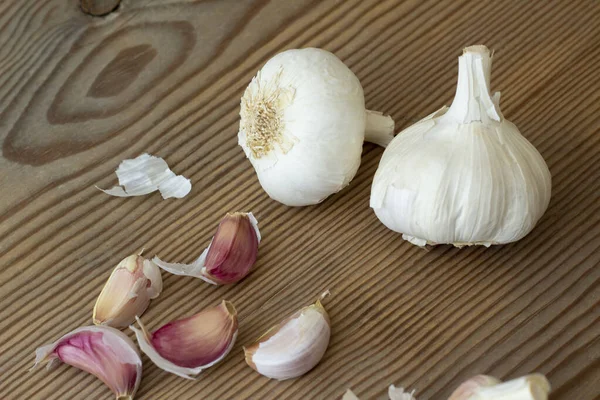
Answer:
top-left (0, 0), bottom-right (599, 399)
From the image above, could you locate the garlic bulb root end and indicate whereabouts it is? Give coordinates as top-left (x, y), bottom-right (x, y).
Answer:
top-left (240, 69), bottom-right (295, 159)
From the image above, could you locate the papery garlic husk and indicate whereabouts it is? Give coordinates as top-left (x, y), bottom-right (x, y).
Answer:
top-left (343, 385), bottom-right (417, 400)
top-left (388, 385), bottom-right (417, 400)
top-left (449, 374), bottom-right (551, 400)
top-left (130, 300), bottom-right (238, 379)
top-left (98, 153), bottom-right (191, 199)
top-left (153, 212), bottom-right (260, 284)
top-left (93, 253), bottom-right (163, 328)
top-left (238, 47), bottom-right (395, 206)
top-left (371, 45), bottom-right (552, 247)
top-left (244, 299), bottom-right (330, 380)
top-left (33, 326), bottom-right (142, 400)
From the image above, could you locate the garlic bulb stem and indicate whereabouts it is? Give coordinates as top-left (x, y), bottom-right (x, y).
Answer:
top-left (365, 110), bottom-right (395, 147)
top-left (446, 45), bottom-right (502, 123)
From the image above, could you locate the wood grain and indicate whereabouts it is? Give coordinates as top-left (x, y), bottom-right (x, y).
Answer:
top-left (0, 0), bottom-right (598, 399)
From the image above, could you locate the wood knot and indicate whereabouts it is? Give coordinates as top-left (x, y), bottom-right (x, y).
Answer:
top-left (80, 0), bottom-right (121, 16)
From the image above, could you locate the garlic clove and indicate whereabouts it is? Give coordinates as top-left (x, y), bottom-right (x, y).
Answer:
top-left (93, 254), bottom-right (162, 328)
top-left (153, 212), bottom-right (260, 285)
top-left (130, 300), bottom-right (238, 379)
top-left (449, 374), bottom-right (550, 400)
top-left (448, 375), bottom-right (501, 400)
top-left (244, 299), bottom-right (330, 380)
top-left (33, 326), bottom-right (142, 400)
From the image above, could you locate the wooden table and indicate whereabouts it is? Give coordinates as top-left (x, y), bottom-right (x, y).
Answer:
top-left (1, 1), bottom-right (598, 399)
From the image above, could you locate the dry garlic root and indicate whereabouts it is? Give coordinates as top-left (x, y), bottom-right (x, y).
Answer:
top-left (244, 297), bottom-right (331, 380)
top-left (33, 326), bottom-right (142, 400)
top-left (93, 253), bottom-right (162, 328)
top-left (153, 212), bottom-right (260, 284)
top-left (371, 45), bottom-right (551, 247)
top-left (239, 48), bottom-right (395, 206)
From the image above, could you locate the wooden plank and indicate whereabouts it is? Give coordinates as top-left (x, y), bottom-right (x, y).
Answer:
top-left (0, 0), bottom-right (598, 399)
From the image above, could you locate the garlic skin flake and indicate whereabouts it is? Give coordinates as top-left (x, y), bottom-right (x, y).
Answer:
top-left (130, 301), bottom-right (238, 379)
top-left (98, 153), bottom-right (191, 199)
top-left (244, 300), bottom-right (330, 380)
top-left (153, 212), bottom-right (260, 285)
top-left (449, 374), bottom-right (550, 400)
top-left (239, 48), bottom-right (395, 206)
top-left (388, 385), bottom-right (417, 400)
top-left (371, 45), bottom-right (552, 247)
top-left (33, 326), bottom-right (142, 400)
top-left (343, 385), bottom-right (416, 400)
top-left (93, 254), bottom-right (163, 328)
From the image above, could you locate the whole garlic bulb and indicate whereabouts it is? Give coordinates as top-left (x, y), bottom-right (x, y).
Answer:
top-left (239, 48), bottom-right (394, 206)
top-left (371, 45), bottom-right (551, 247)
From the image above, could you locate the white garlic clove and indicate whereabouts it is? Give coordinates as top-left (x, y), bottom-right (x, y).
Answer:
top-left (238, 48), bottom-right (395, 207)
top-left (33, 326), bottom-right (142, 400)
top-left (153, 212), bottom-right (260, 285)
top-left (93, 254), bottom-right (162, 328)
top-left (130, 301), bottom-right (238, 379)
top-left (448, 375), bottom-right (501, 400)
top-left (449, 374), bottom-right (550, 400)
top-left (371, 45), bottom-right (552, 247)
top-left (244, 299), bottom-right (330, 380)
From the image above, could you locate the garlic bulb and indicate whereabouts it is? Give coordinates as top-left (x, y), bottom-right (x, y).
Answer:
top-left (239, 48), bottom-right (395, 206)
top-left (371, 45), bottom-right (551, 246)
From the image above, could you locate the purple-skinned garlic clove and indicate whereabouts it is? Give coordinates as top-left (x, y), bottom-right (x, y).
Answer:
top-left (33, 325), bottom-right (142, 400)
top-left (93, 253), bottom-right (162, 328)
top-left (153, 212), bottom-right (260, 285)
top-left (130, 300), bottom-right (238, 379)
